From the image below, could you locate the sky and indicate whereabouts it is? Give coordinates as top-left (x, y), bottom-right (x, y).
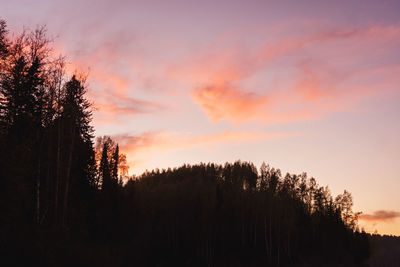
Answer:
top-left (2, 0), bottom-right (400, 235)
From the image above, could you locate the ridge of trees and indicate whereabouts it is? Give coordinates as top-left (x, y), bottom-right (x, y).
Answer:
top-left (0, 19), bottom-right (375, 266)
top-left (120, 162), bottom-right (369, 266)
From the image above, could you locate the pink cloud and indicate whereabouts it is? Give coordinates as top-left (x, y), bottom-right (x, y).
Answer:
top-left (360, 210), bottom-right (400, 222)
top-left (86, 71), bottom-right (164, 121)
top-left (115, 130), bottom-right (293, 153)
top-left (51, 31), bottom-right (166, 125)
top-left (85, 71), bottom-right (164, 125)
top-left (192, 82), bottom-right (268, 123)
top-left (171, 25), bottom-right (400, 125)
top-left (48, 21), bottom-right (400, 127)
top-left (114, 130), bottom-right (296, 173)
top-left (93, 97), bottom-right (162, 116)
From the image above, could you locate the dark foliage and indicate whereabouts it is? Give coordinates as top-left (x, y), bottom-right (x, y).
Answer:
top-left (0, 19), bottom-right (382, 266)
top-left (114, 162), bottom-right (371, 266)
top-left (367, 234), bottom-right (400, 267)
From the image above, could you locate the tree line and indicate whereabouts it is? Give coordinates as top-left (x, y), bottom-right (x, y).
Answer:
top-left (0, 19), bottom-right (372, 266)
top-left (121, 162), bottom-right (370, 266)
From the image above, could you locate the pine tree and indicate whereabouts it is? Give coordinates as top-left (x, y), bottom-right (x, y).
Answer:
top-left (0, 26), bottom-right (53, 225)
top-left (99, 141), bottom-right (111, 192)
top-left (59, 75), bottom-right (94, 226)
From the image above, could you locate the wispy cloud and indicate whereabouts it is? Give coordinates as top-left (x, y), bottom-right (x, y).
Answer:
top-left (54, 28), bottom-right (166, 125)
top-left (114, 130), bottom-right (297, 173)
top-left (93, 96), bottom-right (163, 115)
top-left (172, 25), bottom-right (400, 125)
top-left (115, 130), bottom-right (295, 153)
top-left (360, 210), bottom-right (400, 222)
top-left (192, 82), bottom-right (268, 123)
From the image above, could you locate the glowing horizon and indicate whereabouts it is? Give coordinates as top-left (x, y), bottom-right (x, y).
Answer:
top-left (2, 0), bottom-right (400, 236)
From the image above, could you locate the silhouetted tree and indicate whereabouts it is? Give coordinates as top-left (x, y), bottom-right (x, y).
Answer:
top-left (58, 75), bottom-right (93, 226)
top-left (99, 140), bottom-right (111, 192)
top-left (0, 18), bottom-right (374, 267)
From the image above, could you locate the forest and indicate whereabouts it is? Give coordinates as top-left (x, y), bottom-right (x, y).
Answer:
top-left (0, 18), bottom-right (398, 266)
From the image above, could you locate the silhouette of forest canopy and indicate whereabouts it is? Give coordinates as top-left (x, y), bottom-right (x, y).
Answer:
top-left (1, 19), bottom-right (397, 266)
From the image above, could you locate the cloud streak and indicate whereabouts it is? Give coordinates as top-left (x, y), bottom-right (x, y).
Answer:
top-left (115, 130), bottom-right (295, 154)
top-left (93, 96), bottom-right (163, 115)
top-left (114, 130), bottom-right (297, 173)
top-left (360, 210), bottom-right (400, 222)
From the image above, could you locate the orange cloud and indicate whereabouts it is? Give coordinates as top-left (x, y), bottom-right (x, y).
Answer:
top-left (115, 130), bottom-right (293, 153)
top-left (52, 22), bottom-right (400, 127)
top-left (114, 130), bottom-right (296, 174)
top-left (192, 82), bottom-right (268, 123)
top-left (87, 70), bottom-right (163, 117)
top-left (360, 210), bottom-right (400, 222)
top-left (93, 97), bottom-right (162, 115)
top-left (171, 25), bottom-right (400, 125)
top-left (50, 39), bottom-right (157, 124)
top-left (294, 61), bottom-right (341, 102)
top-left (87, 73), bottom-right (164, 125)
top-left (49, 28), bottom-right (167, 126)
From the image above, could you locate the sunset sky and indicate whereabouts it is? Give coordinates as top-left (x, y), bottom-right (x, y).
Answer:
top-left (2, 0), bottom-right (400, 235)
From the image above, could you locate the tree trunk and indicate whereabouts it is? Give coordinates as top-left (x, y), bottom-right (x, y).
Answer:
top-left (54, 77), bottom-right (63, 226)
top-left (264, 215), bottom-right (268, 252)
top-left (36, 157), bottom-right (41, 224)
top-left (62, 124), bottom-right (75, 227)
top-left (254, 213), bottom-right (257, 247)
top-left (54, 118), bottom-right (61, 225)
